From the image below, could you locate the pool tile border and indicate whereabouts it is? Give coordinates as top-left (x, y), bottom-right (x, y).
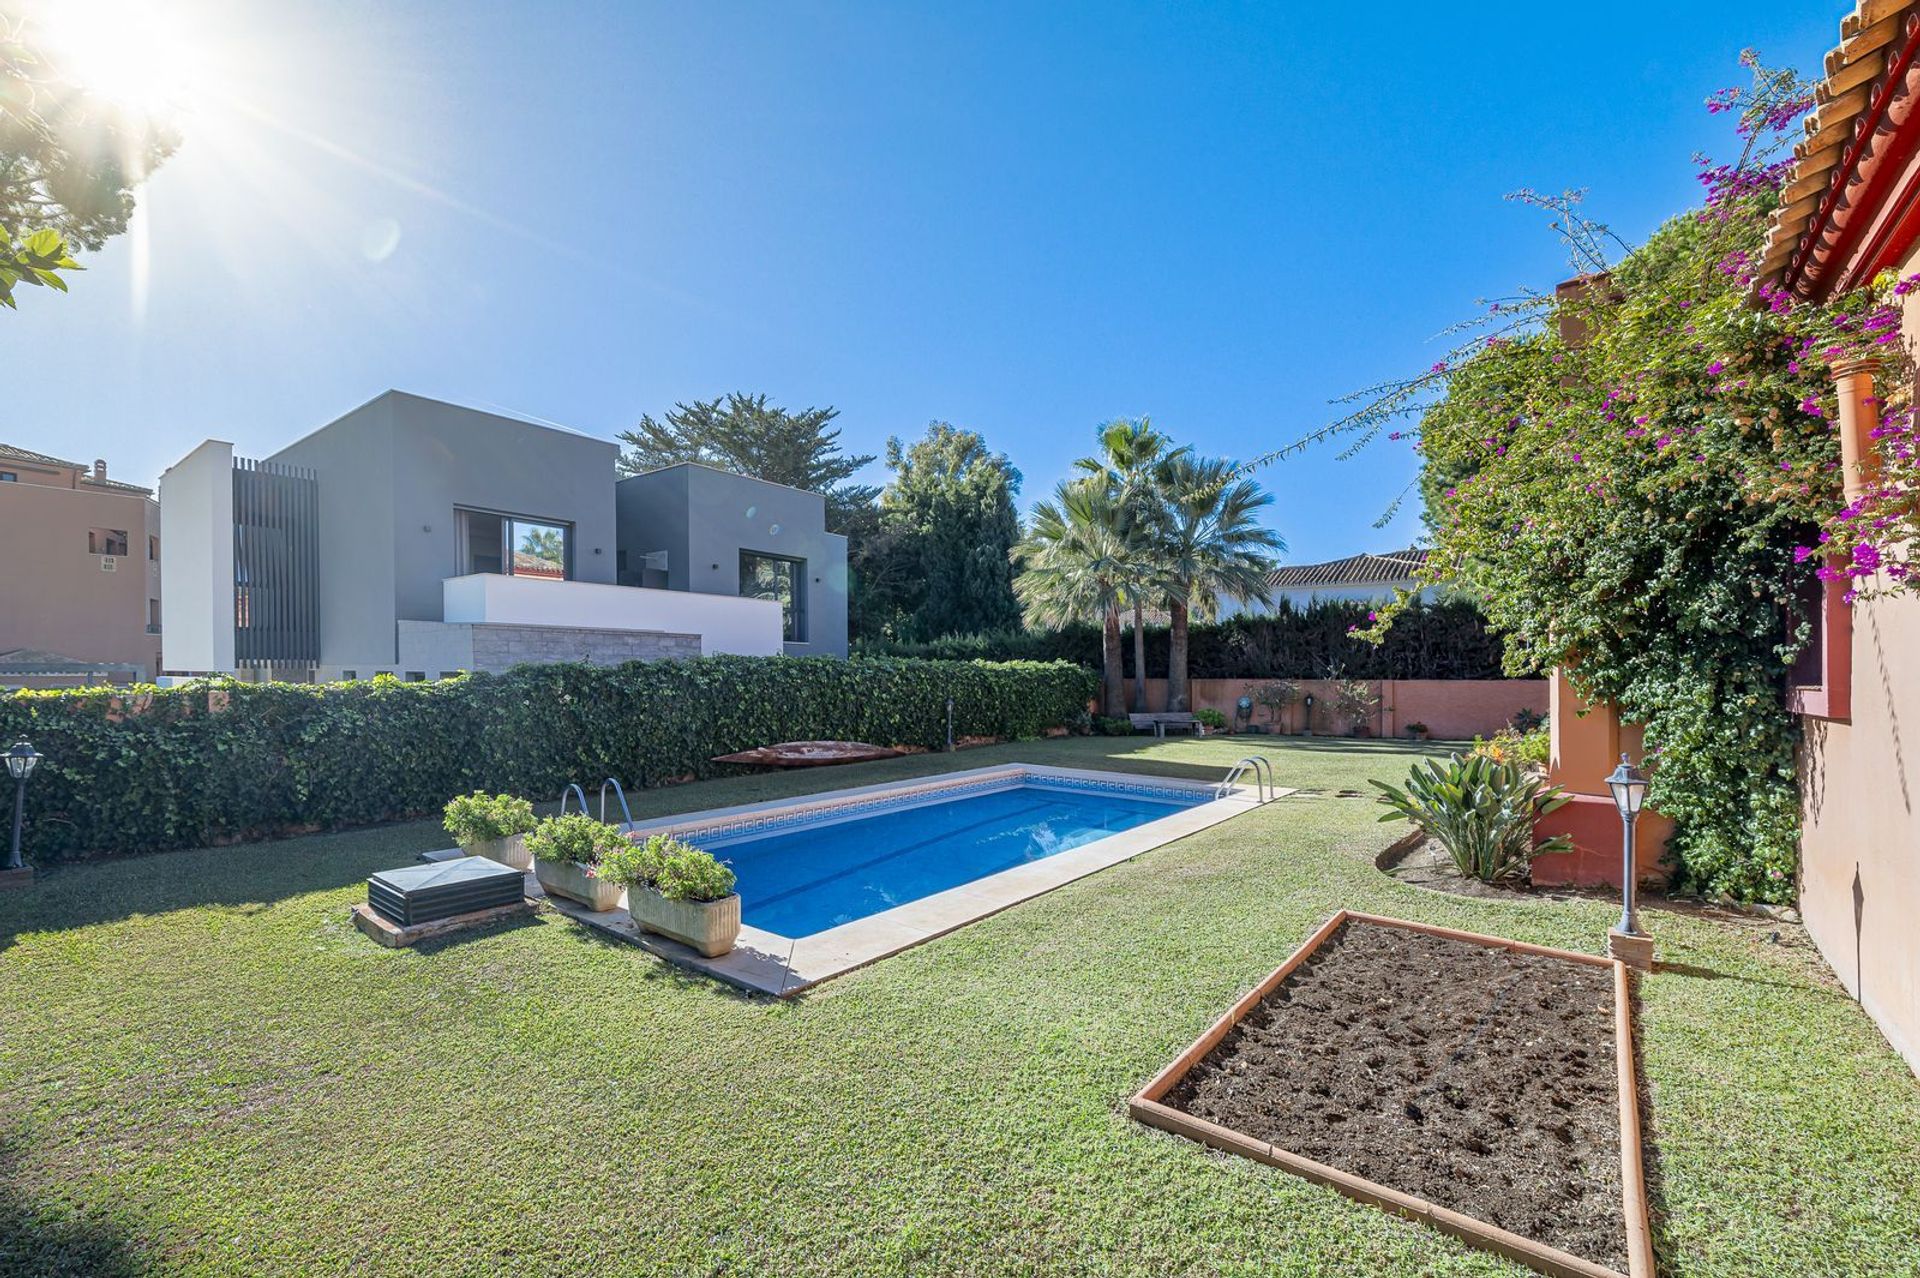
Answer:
top-left (534, 764), bottom-right (1277, 996)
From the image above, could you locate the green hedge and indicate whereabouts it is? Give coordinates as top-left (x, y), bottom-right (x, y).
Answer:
top-left (0, 656), bottom-right (1097, 862)
top-left (855, 599), bottom-right (1506, 680)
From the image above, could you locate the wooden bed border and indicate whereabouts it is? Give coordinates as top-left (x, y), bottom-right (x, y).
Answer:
top-left (1128, 910), bottom-right (1656, 1278)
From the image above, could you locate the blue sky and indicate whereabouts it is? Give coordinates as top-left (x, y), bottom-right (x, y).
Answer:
top-left (11, 1), bottom-right (1833, 565)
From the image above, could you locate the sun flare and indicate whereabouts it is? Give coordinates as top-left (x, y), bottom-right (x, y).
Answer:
top-left (30, 0), bottom-right (217, 122)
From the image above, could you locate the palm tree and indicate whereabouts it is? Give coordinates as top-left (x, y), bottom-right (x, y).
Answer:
top-left (1156, 456), bottom-right (1285, 712)
top-left (1014, 479), bottom-right (1130, 717)
top-left (1075, 418), bottom-right (1186, 713)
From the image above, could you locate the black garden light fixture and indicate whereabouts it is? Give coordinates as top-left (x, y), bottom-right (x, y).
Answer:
top-left (1605, 752), bottom-right (1652, 964)
top-left (5, 739), bottom-right (42, 877)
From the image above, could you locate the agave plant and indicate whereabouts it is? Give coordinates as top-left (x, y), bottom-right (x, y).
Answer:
top-left (1370, 753), bottom-right (1573, 884)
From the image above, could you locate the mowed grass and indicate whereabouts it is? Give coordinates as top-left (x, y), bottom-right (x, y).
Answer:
top-left (1, 737), bottom-right (1916, 1277)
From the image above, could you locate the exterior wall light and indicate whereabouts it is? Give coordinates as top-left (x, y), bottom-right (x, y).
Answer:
top-left (5, 739), bottom-right (43, 882)
top-left (1605, 752), bottom-right (1653, 969)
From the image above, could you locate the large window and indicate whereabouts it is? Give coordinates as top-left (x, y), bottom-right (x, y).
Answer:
top-left (458, 509), bottom-right (571, 580)
top-left (740, 551), bottom-right (806, 642)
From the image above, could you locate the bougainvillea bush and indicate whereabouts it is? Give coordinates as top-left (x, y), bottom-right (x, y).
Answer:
top-left (1305, 55), bottom-right (1916, 901)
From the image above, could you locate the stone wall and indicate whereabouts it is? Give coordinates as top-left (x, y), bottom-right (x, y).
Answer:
top-left (391, 620), bottom-right (699, 677)
top-left (468, 624), bottom-right (699, 672)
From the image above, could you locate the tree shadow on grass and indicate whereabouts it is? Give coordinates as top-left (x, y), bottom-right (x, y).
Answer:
top-left (0, 1133), bottom-right (146, 1277)
top-left (0, 817), bottom-right (450, 956)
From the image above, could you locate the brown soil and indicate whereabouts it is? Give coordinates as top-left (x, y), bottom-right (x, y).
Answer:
top-left (1166, 922), bottom-right (1627, 1271)
top-left (1378, 835), bottom-right (1561, 901)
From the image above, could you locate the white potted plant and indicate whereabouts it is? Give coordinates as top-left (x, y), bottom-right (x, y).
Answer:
top-left (526, 814), bottom-right (628, 911)
top-left (442, 791), bottom-right (538, 869)
top-left (603, 834), bottom-right (741, 958)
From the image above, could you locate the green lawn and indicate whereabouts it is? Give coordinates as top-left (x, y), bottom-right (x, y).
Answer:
top-left (2, 737), bottom-right (1916, 1276)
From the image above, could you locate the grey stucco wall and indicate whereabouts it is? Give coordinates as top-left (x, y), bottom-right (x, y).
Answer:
top-left (271, 392), bottom-right (620, 668)
top-left (614, 464), bottom-right (690, 588)
top-left (268, 397), bottom-right (397, 670)
top-left (615, 463), bottom-right (849, 657)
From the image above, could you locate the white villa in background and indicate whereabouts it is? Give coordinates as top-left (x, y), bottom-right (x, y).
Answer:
top-left (1221, 548), bottom-right (1437, 616)
top-left (160, 391), bottom-right (849, 683)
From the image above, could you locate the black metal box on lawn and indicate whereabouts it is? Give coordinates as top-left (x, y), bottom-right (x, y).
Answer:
top-left (367, 858), bottom-right (524, 927)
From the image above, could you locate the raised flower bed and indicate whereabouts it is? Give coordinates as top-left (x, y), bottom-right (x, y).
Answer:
top-left (1130, 912), bottom-right (1652, 1278)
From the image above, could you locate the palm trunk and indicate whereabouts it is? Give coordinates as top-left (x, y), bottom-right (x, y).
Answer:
top-left (1130, 600), bottom-right (1148, 713)
top-left (1167, 598), bottom-right (1190, 713)
top-left (1101, 609), bottom-right (1125, 717)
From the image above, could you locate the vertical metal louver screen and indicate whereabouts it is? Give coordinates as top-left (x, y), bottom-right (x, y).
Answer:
top-left (232, 457), bottom-right (320, 663)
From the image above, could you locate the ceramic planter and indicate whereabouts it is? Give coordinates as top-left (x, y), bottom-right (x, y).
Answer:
top-left (534, 858), bottom-right (623, 911)
top-left (628, 888), bottom-right (742, 958)
top-left (460, 832), bottom-right (531, 870)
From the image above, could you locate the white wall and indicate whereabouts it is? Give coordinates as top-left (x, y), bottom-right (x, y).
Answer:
top-left (441, 574), bottom-right (784, 657)
top-left (158, 440), bottom-right (236, 674)
top-left (1218, 581), bottom-right (1439, 617)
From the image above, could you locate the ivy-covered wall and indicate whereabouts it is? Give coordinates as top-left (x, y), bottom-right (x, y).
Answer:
top-left (0, 656), bottom-right (1097, 862)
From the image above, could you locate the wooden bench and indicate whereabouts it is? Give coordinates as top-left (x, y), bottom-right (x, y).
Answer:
top-left (1129, 712), bottom-right (1198, 738)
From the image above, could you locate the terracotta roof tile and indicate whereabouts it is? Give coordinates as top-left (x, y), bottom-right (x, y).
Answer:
top-left (1757, 1), bottom-right (1920, 295)
top-left (0, 442), bottom-right (152, 494)
top-left (1266, 548), bottom-right (1428, 589)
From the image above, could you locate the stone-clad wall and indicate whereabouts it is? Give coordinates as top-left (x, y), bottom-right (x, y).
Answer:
top-left (467, 624), bottom-right (699, 673)
top-left (387, 620), bottom-right (701, 677)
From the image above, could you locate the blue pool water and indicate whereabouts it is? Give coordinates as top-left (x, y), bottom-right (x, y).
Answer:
top-left (692, 782), bottom-right (1202, 937)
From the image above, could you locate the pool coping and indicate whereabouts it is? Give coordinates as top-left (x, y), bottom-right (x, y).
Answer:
top-left (519, 764), bottom-right (1276, 995)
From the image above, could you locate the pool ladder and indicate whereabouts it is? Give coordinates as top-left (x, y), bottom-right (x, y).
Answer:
top-left (559, 777), bottom-right (636, 831)
top-left (1216, 756), bottom-right (1276, 803)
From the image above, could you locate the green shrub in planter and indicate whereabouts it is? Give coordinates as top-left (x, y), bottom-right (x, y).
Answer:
top-left (1194, 708), bottom-right (1228, 732)
top-left (1370, 753), bottom-right (1573, 884)
top-left (442, 791), bottom-right (536, 845)
top-left (526, 814), bottom-right (631, 910)
top-left (603, 834), bottom-right (741, 955)
top-left (526, 814), bottom-right (628, 866)
top-left (604, 834), bottom-right (736, 903)
top-left (1096, 716), bottom-right (1133, 737)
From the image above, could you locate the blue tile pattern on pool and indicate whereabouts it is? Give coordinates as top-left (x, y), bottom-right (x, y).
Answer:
top-left (690, 781), bottom-right (1203, 937)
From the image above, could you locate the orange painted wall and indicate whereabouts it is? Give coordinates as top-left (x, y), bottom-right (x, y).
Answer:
top-left (1530, 669), bottom-right (1673, 888)
top-left (1128, 677), bottom-right (1546, 740)
top-left (1794, 244), bottom-right (1920, 1076)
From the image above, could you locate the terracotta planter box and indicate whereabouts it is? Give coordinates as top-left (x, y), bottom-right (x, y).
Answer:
top-left (1130, 911), bottom-right (1654, 1278)
top-left (628, 889), bottom-right (742, 957)
top-left (459, 832), bottom-right (531, 870)
top-left (534, 858), bottom-right (623, 911)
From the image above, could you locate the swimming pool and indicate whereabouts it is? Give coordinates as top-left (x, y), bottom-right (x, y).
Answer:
top-left (585, 764), bottom-right (1271, 995)
top-left (690, 779), bottom-right (1206, 937)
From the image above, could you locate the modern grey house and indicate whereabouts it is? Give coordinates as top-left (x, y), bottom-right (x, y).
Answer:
top-left (159, 391), bottom-right (849, 681)
top-left (616, 463), bottom-right (848, 658)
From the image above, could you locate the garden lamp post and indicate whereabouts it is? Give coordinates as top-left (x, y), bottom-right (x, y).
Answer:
top-left (5, 739), bottom-right (42, 883)
top-left (1604, 752), bottom-right (1653, 969)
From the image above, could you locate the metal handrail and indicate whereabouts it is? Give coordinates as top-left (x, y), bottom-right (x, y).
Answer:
top-left (1216, 762), bottom-right (1252, 802)
top-left (1249, 755), bottom-right (1276, 800)
top-left (558, 782), bottom-right (589, 817)
top-left (1216, 756), bottom-right (1275, 803)
top-left (599, 777), bottom-right (634, 831)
